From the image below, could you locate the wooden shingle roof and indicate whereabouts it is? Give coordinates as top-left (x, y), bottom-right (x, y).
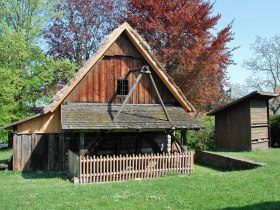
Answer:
top-left (61, 104), bottom-right (202, 131)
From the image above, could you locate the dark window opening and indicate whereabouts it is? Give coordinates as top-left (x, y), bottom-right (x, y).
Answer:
top-left (117, 79), bottom-right (129, 95)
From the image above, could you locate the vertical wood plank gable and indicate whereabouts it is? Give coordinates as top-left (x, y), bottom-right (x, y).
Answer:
top-left (63, 34), bottom-right (177, 105)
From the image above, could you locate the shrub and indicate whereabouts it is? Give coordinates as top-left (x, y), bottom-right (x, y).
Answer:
top-left (0, 130), bottom-right (8, 144)
top-left (187, 116), bottom-right (215, 150)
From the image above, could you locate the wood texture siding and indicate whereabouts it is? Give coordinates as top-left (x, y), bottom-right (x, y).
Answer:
top-left (13, 134), bottom-right (67, 171)
top-left (251, 127), bottom-right (268, 140)
top-left (215, 100), bottom-right (251, 150)
top-left (250, 99), bottom-right (269, 141)
top-left (250, 99), bottom-right (268, 124)
top-left (63, 34), bottom-right (177, 105)
top-left (17, 110), bottom-right (62, 134)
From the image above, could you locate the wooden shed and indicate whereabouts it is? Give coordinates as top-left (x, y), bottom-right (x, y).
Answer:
top-left (208, 91), bottom-right (278, 151)
top-left (1, 22), bottom-right (202, 182)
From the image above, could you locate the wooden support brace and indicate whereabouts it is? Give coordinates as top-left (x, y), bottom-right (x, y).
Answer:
top-left (113, 65), bottom-right (172, 124)
top-left (113, 66), bottom-right (146, 121)
top-left (181, 130), bottom-right (187, 146)
top-left (149, 73), bottom-right (171, 122)
top-left (169, 132), bottom-right (185, 152)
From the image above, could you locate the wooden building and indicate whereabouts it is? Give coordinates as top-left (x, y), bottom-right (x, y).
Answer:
top-left (208, 91), bottom-right (278, 151)
top-left (1, 23), bottom-right (201, 181)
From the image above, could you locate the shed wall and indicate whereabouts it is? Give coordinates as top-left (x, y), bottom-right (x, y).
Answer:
top-left (250, 99), bottom-right (269, 141)
top-left (215, 100), bottom-right (251, 150)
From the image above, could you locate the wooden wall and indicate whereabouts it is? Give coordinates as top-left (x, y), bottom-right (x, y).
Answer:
top-left (16, 110), bottom-right (62, 134)
top-left (13, 133), bottom-right (68, 171)
top-left (63, 33), bottom-right (177, 105)
top-left (13, 132), bottom-right (169, 171)
top-left (250, 99), bottom-right (269, 141)
top-left (215, 100), bottom-right (251, 151)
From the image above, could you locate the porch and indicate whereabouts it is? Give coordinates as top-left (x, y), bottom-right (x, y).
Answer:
top-left (68, 150), bottom-right (194, 183)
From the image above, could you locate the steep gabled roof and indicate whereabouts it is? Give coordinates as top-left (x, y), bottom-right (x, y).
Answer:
top-left (2, 22), bottom-right (197, 130)
top-left (208, 91), bottom-right (279, 116)
top-left (43, 22), bottom-right (195, 114)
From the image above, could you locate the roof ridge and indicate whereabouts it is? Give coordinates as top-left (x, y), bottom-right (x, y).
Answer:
top-left (40, 22), bottom-right (196, 113)
top-left (43, 22), bottom-right (129, 113)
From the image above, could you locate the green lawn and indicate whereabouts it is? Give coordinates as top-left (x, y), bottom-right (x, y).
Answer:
top-left (0, 149), bottom-right (279, 210)
top-left (0, 149), bottom-right (12, 164)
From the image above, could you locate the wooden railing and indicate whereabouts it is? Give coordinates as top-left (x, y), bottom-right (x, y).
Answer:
top-left (77, 151), bottom-right (193, 183)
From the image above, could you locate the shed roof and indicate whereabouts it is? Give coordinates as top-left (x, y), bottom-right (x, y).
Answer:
top-left (61, 104), bottom-right (202, 131)
top-left (208, 91), bottom-right (279, 116)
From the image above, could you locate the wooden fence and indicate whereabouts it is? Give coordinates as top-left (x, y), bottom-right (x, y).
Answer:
top-left (73, 151), bottom-right (193, 183)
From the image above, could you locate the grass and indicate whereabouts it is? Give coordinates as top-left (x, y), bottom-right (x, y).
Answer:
top-left (0, 148), bottom-right (12, 164)
top-left (0, 149), bottom-right (280, 209)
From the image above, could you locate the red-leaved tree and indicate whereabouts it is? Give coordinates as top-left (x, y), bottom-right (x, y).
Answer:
top-left (44, 0), bottom-right (126, 65)
top-left (126, 0), bottom-right (236, 111)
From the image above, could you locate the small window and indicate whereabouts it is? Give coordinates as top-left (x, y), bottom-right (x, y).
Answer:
top-left (117, 79), bottom-right (129, 95)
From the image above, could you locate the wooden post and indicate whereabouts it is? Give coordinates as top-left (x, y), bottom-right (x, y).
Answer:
top-left (181, 130), bottom-right (187, 146)
top-left (267, 100), bottom-right (272, 148)
top-left (8, 132), bottom-right (13, 149)
top-left (80, 132), bottom-right (85, 156)
top-left (149, 73), bottom-right (171, 122)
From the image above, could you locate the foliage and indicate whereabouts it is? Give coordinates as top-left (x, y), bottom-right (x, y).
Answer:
top-left (0, 0), bottom-right (59, 42)
top-left (1, 149), bottom-right (280, 209)
top-left (243, 34), bottom-right (280, 114)
top-left (270, 115), bottom-right (280, 147)
top-left (0, 0), bottom-right (77, 141)
top-left (44, 0), bottom-right (126, 65)
top-left (187, 116), bottom-right (215, 150)
top-left (126, 0), bottom-right (236, 111)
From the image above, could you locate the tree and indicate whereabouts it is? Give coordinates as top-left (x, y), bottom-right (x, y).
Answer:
top-left (44, 0), bottom-right (126, 65)
top-left (0, 0), bottom-right (77, 142)
top-left (126, 0), bottom-right (235, 111)
top-left (243, 35), bottom-right (280, 114)
top-left (0, 0), bottom-right (58, 42)
top-left (228, 83), bottom-right (251, 101)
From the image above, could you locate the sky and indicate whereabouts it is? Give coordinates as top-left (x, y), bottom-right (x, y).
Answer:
top-left (210, 0), bottom-right (280, 85)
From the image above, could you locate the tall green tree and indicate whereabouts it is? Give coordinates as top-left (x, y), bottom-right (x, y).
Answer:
top-left (0, 0), bottom-right (77, 141)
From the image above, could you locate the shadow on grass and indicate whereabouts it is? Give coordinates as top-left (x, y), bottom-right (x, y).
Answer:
top-left (21, 171), bottom-right (68, 180)
top-left (220, 201), bottom-right (280, 210)
top-left (0, 159), bottom-right (8, 164)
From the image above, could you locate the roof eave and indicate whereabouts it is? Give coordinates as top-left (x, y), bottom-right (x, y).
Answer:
top-left (207, 91), bottom-right (279, 116)
top-left (1, 113), bottom-right (43, 130)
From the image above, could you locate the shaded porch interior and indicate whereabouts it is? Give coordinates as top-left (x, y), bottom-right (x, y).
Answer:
top-left (68, 131), bottom-right (185, 157)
